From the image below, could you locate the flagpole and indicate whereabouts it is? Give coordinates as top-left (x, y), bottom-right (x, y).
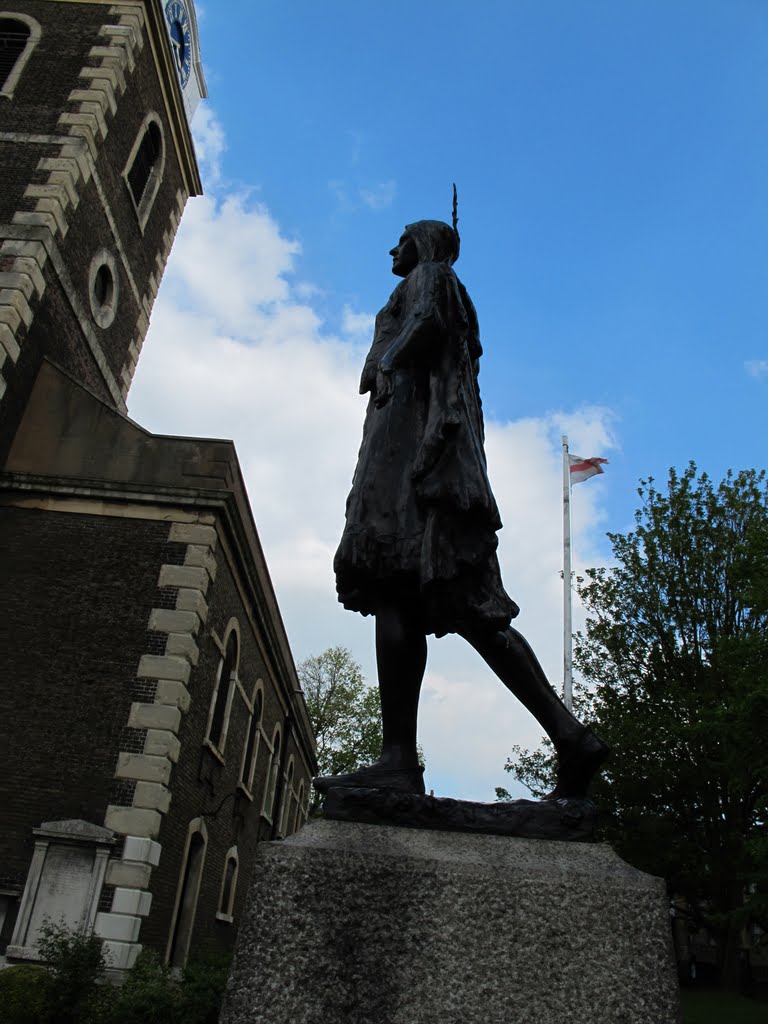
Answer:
top-left (562, 434), bottom-right (573, 711)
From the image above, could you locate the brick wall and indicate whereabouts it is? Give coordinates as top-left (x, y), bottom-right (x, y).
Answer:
top-left (0, 504), bottom-right (167, 920)
top-left (141, 535), bottom-right (313, 958)
top-left (0, 0), bottom-right (192, 461)
top-left (0, 3), bottom-right (111, 142)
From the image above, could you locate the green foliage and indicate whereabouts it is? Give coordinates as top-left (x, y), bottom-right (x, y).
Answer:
top-left (38, 920), bottom-right (108, 1024)
top-left (503, 464), bottom-right (768, 987)
top-left (88, 949), bottom-right (231, 1024)
top-left (38, 944), bottom-right (233, 1024)
top-left (0, 965), bottom-right (54, 1024)
top-left (499, 742), bottom-right (556, 800)
top-left (680, 988), bottom-right (768, 1024)
top-left (89, 949), bottom-right (182, 1024)
top-left (180, 953), bottom-right (231, 1024)
top-left (0, 922), bottom-right (229, 1024)
top-left (299, 646), bottom-right (384, 782)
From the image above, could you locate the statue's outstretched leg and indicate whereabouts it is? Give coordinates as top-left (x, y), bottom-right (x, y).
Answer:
top-left (313, 603), bottom-right (426, 795)
top-left (461, 625), bottom-right (609, 799)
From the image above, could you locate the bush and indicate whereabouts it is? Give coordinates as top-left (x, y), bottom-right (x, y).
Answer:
top-left (90, 949), bottom-right (182, 1024)
top-left (0, 964), bottom-right (54, 1024)
top-left (180, 953), bottom-right (231, 1024)
top-left (0, 924), bottom-right (230, 1024)
top-left (90, 949), bottom-right (231, 1024)
top-left (38, 920), bottom-right (107, 1024)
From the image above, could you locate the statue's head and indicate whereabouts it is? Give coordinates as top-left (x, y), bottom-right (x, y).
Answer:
top-left (390, 220), bottom-right (459, 277)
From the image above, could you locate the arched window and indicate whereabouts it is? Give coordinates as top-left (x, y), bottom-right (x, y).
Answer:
top-left (206, 624), bottom-right (239, 756)
top-left (123, 114), bottom-right (165, 230)
top-left (239, 684), bottom-right (263, 794)
top-left (262, 725), bottom-right (281, 821)
top-left (167, 818), bottom-right (207, 970)
top-left (0, 15), bottom-right (40, 98)
top-left (278, 758), bottom-right (295, 837)
top-left (216, 847), bottom-right (238, 923)
top-left (293, 781), bottom-right (305, 833)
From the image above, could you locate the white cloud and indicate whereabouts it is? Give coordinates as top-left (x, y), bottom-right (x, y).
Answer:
top-left (359, 180), bottom-right (396, 210)
top-left (745, 359), bottom-right (768, 379)
top-left (130, 158), bottom-right (617, 805)
top-left (328, 178), bottom-right (397, 213)
top-left (192, 104), bottom-right (226, 188)
top-left (294, 281), bottom-right (323, 301)
top-left (158, 192), bottom-right (301, 333)
top-left (341, 305), bottom-right (375, 338)
top-left (328, 179), bottom-right (353, 212)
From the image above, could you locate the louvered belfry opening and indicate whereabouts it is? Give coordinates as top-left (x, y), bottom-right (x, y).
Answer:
top-left (0, 19), bottom-right (29, 89)
top-left (127, 120), bottom-right (162, 206)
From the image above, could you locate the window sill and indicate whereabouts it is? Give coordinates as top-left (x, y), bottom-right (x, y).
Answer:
top-left (236, 782), bottom-right (253, 803)
top-left (202, 738), bottom-right (225, 765)
top-left (215, 912), bottom-right (234, 924)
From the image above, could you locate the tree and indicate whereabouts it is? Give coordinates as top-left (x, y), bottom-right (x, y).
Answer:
top-left (299, 646), bottom-right (383, 786)
top-left (502, 464), bottom-right (768, 989)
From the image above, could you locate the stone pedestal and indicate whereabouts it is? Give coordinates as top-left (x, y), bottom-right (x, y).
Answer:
top-left (221, 819), bottom-right (681, 1024)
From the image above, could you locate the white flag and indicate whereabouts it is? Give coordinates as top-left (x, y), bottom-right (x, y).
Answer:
top-left (568, 454), bottom-right (608, 485)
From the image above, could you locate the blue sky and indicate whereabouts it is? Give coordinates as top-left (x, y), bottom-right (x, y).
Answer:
top-left (131, 1), bottom-right (768, 800)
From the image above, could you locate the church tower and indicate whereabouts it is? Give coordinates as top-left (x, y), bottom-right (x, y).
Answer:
top-left (0, 3), bottom-right (316, 976)
top-left (0, 0), bottom-right (205, 460)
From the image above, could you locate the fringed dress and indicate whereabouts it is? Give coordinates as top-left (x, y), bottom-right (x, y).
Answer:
top-left (334, 257), bottom-right (518, 638)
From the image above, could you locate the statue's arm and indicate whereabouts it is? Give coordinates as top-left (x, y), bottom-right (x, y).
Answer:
top-left (374, 266), bottom-right (444, 406)
top-left (373, 315), bottom-right (436, 407)
top-left (379, 314), bottom-right (435, 373)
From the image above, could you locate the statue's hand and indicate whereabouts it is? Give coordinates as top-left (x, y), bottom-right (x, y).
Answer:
top-left (374, 360), bottom-right (394, 407)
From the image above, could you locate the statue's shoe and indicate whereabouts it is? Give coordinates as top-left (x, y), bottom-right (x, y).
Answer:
top-left (544, 727), bottom-right (610, 801)
top-left (313, 764), bottom-right (425, 796)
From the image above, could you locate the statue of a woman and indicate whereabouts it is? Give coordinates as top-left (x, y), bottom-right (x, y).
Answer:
top-left (317, 219), bottom-right (608, 800)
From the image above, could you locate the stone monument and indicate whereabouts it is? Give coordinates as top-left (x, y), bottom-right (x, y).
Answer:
top-left (221, 820), bottom-right (680, 1024)
top-left (220, 210), bottom-right (681, 1023)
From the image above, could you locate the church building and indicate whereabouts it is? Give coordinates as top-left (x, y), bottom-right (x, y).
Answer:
top-left (0, 1), bottom-right (316, 973)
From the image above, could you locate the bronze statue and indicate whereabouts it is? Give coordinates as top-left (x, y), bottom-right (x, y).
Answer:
top-left (315, 217), bottom-right (608, 801)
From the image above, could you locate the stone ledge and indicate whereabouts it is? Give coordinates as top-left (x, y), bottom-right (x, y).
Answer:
top-left (276, 819), bottom-right (653, 881)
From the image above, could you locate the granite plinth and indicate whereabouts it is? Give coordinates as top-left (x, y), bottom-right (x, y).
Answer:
top-left (221, 819), bottom-right (681, 1024)
top-left (322, 787), bottom-right (596, 840)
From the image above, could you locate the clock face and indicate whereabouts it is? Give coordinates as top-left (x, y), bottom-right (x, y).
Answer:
top-left (165, 0), bottom-right (192, 89)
